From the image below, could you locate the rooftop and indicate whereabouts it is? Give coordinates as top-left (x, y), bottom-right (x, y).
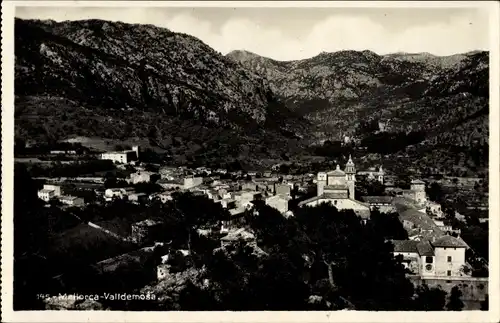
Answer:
top-left (266, 194), bottom-right (292, 201)
top-left (327, 165), bottom-right (346, 177)
top-left (416, 240), bottom-right (435, 256)
top-left (324, 184), bottom-right (348, 190)
top-left (229, 208), bottom-right (246, 216)
top-left (392, 240), bottom-right (418, 253)
top-left (361, 196), bottom-right (394, 204)
top-left (323, 192), bottom-right (349, 199)
top-left (130, 192), bottom-right (147, 197)
top-left (432, 235), bottom-right (468, 248)
top-left (59, 195), bottom-right (80, 201)
top-left (131, 171), bottom-right (156, 176)
top-left (157, 179), bottom-right (183, 185)
top-left (134, 219), bottom-right (162, 227)
top-left (298, 195), bottom-right (369, 210)
top-left (399, 208), bottom-right (444, 238)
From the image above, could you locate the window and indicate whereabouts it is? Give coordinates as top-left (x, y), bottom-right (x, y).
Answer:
top-left (425, 256), bottom-right (433, 264)
top-left (334, 200), bottom-right (337, 205)
top-left (447, 256), bottom-right (452, 262)
top-left (447, 270), bottom-right (452, 276)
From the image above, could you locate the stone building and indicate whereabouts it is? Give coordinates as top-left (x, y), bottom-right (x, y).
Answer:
top-left (59, 195), bottom-right (85, 207)
top-left (298, 156), bottom-right (370, 219)
top-left (128, 171), bottom-right (159, 184)
top-left (402, 179), bottom-right (427, 205)
top-left (357, 166), bottom-right (385, 184)
top-left (101, 146), bottom-right (139, 164)
top-left (265, 194), bottom-right (291, 214)
top-left (360, 196), bottom-right (395, 213)
top-left (37, 184), bottom-right (63, 202)
top-left (392, 235), bottom-right (469, 278)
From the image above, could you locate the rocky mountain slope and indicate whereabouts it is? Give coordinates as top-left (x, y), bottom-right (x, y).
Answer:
top-left (15, 18), bottom-right (310, 167)
top-left (227, 49), bottom-right (489, 176)
top-left (227, 49), bottom-right (489, 147)
top-left (15, 17), bottom-right (488, 174)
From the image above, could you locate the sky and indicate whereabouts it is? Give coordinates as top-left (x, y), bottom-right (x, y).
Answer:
top-left (15, 5), bottom-right (490, 61)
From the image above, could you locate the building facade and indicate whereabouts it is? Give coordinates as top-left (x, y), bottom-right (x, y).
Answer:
top-left (101, 146), bottom-right (139, 164)
top-left (357, 166), bottom-right (385, 184)
top-left (37, 184), bottom-right (62, 202)
top-left (265, 194), bottom-right (291, 214)
top-left (392, 235), bottom-right (468, 278)
top-left (299, 156), bottom-right (370, 219)
top-left (59, 195), bottom-right (85, 207)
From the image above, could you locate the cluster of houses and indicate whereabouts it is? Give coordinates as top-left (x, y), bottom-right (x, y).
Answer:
top-left (37, 146), bottom-right (487, 307)
top-left (37, 184), bottom-right (85, 207)
top-left (36, 147), bottom-right (482, 278)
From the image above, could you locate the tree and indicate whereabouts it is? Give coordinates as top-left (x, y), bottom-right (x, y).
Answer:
top-left (447, 286), bottom-right (464, 311)
top-left (168, 192), bottom-right (228, 252)
top-left (292, 204), bottom-right (415, 310)
top-left (413, 284), bottom-right (447, 310)
top-left (426, 182), bottom-right (444, 202)
top-left (480, 294), bottom-right (488, 311)
top-left (368, 210), bottom-right (408, 240)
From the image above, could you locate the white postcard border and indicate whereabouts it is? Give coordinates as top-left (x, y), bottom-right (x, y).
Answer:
top-left (2, 1), bottom-right (499, 322)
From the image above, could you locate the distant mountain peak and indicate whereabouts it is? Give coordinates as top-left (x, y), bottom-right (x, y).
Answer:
top-left (226, 49), bottom-right (262, 61)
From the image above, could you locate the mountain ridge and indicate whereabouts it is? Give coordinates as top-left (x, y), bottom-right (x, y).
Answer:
top-left (14, 17), bottom-right (489, 174)
top-left (227, 47), bottom-right (489, 175)
top-left (15, 18), bottom-right (311, 168)
top-left (226, 48), bottom-right (488, 140)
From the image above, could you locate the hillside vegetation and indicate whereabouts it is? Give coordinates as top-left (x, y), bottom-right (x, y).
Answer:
top-left (15, 18), bottom-right (310, 168)
top-left (15, 18), bottom-right (489, 175)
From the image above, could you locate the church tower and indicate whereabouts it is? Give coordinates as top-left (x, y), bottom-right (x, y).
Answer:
top-left (317, 172), bottom-right (327, 196)
top-left (345, 155), bottom-right (356, 199)
top-left (378, 165), bottom-right (384, 184)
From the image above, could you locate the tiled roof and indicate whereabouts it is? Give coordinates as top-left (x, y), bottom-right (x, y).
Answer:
top-left (323, 192), bottom-right (349, 199)
top-left (411, 179), bottom-right (426, 184)
top-left (60, 195), bottom-right (79, 201)
top-left (298, 195), bottom-right (370, 215)
top-left (392, 240), bottom-right (418, 253)
top-left (416, 240), bottom-right (435, 256)
top-left (396, 203), bottom-right (445, 240)
top-left (324, 184), bottom-right (348, 190)
top-left (298, 196), bottom-right (321, 206)
top-left (158, 179), bottom-right (183, 185)
top-left (327, 169), bottom-right (346, 176)
top-left (361, 196), bottom-right (394, 204)
top-left (229, 208), bottom-right (246, 216)
top-left (432, 235), bottom-right (468, 248)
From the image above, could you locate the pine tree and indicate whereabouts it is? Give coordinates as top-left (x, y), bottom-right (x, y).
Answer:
top-left (447, 286), bottom-right (464, 311)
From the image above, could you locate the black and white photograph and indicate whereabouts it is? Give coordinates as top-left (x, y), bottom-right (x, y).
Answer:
top-left (2, 0), bottom-right (499, 321)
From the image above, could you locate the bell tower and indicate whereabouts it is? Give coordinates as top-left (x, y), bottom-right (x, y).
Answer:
top-left (317, 172), bottom-right (327, 196)
top-left (378, 165), bottom-right (384, 184)
top-left (345, 155), bottom-right (356, 199)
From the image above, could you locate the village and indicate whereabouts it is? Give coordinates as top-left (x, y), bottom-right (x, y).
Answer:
top-left (21, 143), bottom-right (489, 310)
